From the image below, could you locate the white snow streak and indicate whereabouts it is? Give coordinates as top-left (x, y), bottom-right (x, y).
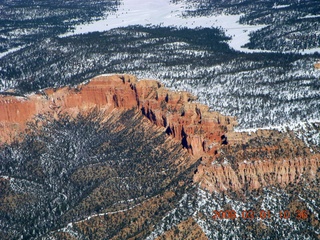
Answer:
top-left (0, 45), bottom-right (25, 59)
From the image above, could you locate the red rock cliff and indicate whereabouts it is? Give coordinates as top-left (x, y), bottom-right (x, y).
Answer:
top-left (134, 80), bottom-right (236, 156)
top-left (0, 74), bottom-right (236, 158)
top-left (0, 75), bottom-right (138, 142)
top-left (0, 74), bottom-right (319, 193)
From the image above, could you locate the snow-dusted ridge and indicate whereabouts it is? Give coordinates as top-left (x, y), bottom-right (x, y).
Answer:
top-left (235, 119), bottom-right (320, 133)
top-left (236, 119), bottom-right (320, 151)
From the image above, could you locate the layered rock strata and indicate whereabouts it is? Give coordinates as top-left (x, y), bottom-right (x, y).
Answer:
top-left (0, 74), bottom-right (319, 192)
top-left (0, 74), bottom-right (236, 157)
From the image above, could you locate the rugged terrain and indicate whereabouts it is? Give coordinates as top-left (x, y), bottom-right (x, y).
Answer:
top-left (1, 25), bottom-right (319, 129)
top-left (1, 0), bottom-right (320, 130)
top-left (1, 0), bottom-right (319, 239)
top-left (0, 75), bottom-right (319, 239)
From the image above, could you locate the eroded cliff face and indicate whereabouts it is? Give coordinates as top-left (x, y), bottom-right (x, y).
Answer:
top-left (0, 75), bottom-right (138, 142)
top-left (195, 127), bottom-right (320, 192)
top-left (0, 74), bottom-right (319, 193)
top-left (134, 80), bottom-right (236, 156)
top-left (0, 74), bottom-right (236, 158)
top-left (195, 155), bottom-right (319, 192)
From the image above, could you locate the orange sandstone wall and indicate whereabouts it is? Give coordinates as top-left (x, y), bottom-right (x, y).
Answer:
top-left (0, 74), bottom-right (235, 158)
top-left (134, 80), bottom-right (236, 156)
top-left (195, 156), bottom-right (319, 192)
top-left (0, 75), bottom-right (138, 142)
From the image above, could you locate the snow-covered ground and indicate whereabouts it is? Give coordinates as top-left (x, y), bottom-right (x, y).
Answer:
top-left (60, 0), bottom-right (320, 54)
top-left (60, 0), bottom-right (267, 53)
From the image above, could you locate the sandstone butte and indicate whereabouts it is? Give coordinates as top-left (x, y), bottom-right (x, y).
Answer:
top-left (0, 74), bottom-right (319, 192)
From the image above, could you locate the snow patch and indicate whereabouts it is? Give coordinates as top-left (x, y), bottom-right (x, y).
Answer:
top-left (59, 0), bottom-right (267, 53)
top-left (272, 4), bottom-right (291, 9)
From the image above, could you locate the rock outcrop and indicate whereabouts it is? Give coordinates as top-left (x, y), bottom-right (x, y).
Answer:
top-left (195, 156), bottom-right (319, 192)
top-left (0, 75), bottom-right (137, 142)
top-left (0, 74), bottom-right (236, 158)
top-left (0, 74), bottom-right (319, 193)
top-left (134, 79), bottom-right (236, 156)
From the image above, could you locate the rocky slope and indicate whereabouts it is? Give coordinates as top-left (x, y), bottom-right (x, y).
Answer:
top-left (1, 74), bottom-right (319, 193)
top-left (0, 103), bottom-right (200, 239)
